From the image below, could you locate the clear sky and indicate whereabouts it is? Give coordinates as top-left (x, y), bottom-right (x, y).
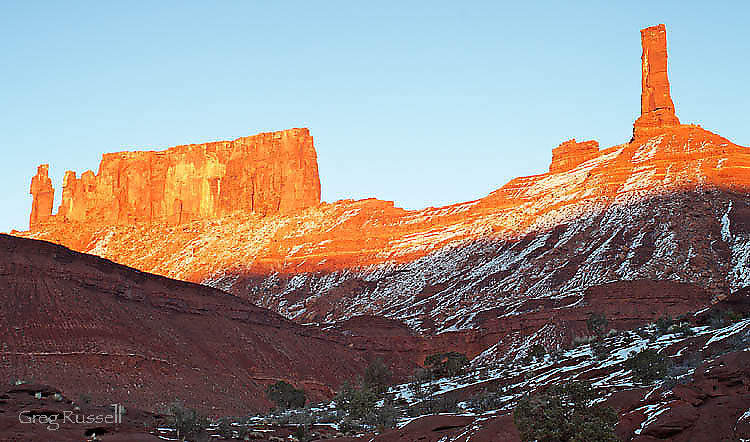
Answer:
top-left (1, 1), bottom-right (748, 232)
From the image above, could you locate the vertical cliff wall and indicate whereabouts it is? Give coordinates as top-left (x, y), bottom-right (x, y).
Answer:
top-left (634, 24), bottom-right (680, 138)
top-left (30, 128), bottom-right (321, 228)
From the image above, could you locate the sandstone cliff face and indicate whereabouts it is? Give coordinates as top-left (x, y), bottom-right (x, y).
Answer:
top-left (549, 139), bottom-right (599, 173)
top-left (35, 128), bottom-right (320, 228)
top-left (16, 25), bottom-right (749, 333)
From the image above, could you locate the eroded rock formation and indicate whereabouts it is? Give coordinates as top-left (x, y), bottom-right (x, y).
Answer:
top-left (634, 24), bottom-right (680, 138)
top-left (29, 164), bottom-right (54, 228)
top-left (16, 25), bottom-right (749, 333)
top-left (549, 139), bottom-right (600, 173)
top-left (31, 128), bottom-right (320, 229)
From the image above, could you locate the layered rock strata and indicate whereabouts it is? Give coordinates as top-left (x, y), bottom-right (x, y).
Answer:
top-left (29, 128), bottom-right (320, 228)
top-left (29, 164), bottom-right (54, 228)
top-left (634, 24), bottom-right (681, 138)
top-left (549, 139), bottom-right (600, 173)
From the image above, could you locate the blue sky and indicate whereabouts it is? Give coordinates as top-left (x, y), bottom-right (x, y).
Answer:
top-left (1, 1), bottom-right (748, 232)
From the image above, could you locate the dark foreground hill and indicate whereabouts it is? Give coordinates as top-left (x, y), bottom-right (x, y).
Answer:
top-left (0, 233), bottom-right (422, 415)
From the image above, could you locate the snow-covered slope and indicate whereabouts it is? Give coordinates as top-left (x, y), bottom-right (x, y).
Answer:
top-left (16, 126), bottom-right (750, 334)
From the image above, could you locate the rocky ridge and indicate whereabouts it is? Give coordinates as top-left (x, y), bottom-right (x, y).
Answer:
top-left (29, 128), bottom-right (320, 228)
top-left (0, 233), bottom-right (429, 414)
top-left (15, 25), bottom-right (750, 337)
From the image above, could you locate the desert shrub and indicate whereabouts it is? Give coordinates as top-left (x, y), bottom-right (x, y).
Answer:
top-left (635, 327), bottom-right (651, 340)
top-left (287, 408), bottom-right (314, 426)
top-left (315, 410), bottom-right (340, 424)
top-left (656, 316), bottom-right (675, 335)
top-left (235, 426), bottom-right (255, 440)
top-left (673, 322), bottom-right (695, 337)
top-left (167, 401), bottom-right (208, 442)
top-left (364, 402), bottom-right (399, 431)
top-left (266, 381), bottom-right (306, 410)
top-left (467, 389), bottom-right (505, 412)
top-left (529, 344), bottom-right (547, 361)
top-left (625, 348), bottom-right (671, 383)
top-left (335, 382), bottom-right (378, 421)
top-left (215, 417), bottom-right (233, 439)
top-left (338, 416), bottom-right (363, 435)
top-left (592, 341), bottom-right (612, 360)
top-left (513, 381), bottom-right (618, 442)
top-left (709, 309), bottom-right (745, 328)
top-left (293, 423), bottom-right (312, 442)
top-left (587, 313), bottom-right (608, 337)
top-left (407, 368), bottom-right (433, 401)
top-left (363, 358), bottom-right (392, 395)
top-left (725, 327), bottom-right (750, 353)
top-left (424, 352), bottom-right (470, 378)
top-left (663, 352), bottom-right (702, 389)
top-left (407, 396), bottom-right (459, 417)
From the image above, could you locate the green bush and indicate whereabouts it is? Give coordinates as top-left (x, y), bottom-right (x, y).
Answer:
top-left (587, 313), bottom-right (608, 337)
top-left (592, 341), bottom-right (612, 360)
top-left (215, 417), bottom-right (233, 439)
top-left (364, 402), bottom-right (399, 431)
top-left (407, 396), bottom-right (459, 417)
top-left (424, 352), bottom-right (470, 378)
top-left (673, 322), bottom-right (695, 337)
top-left (709, 309), bottom-right (744, 328)
top-left (339, 416), bottom-right (363, 435)
top-left (656, 316), bottom-right (675, 335)
top-left (625, 348), bottom-right (671, 383)
top-left (513, 381), bottom-right (618, 442)
top-left (335, 382), bottom-right (378, 421)
top-left (293, 423), bottom-right (312, 442)
top-left (467, 389), bottom-right (505, 412)
top-left (363, 358), bottom-right (392, 395)
top-left (167, 401), bottom-right (208, 442)
top-left (529, 344), bottom-right (547, 361)
top-left (266, 381), bottom-right (306, 410)
top-left (407, 368), bottom-right (433, 401)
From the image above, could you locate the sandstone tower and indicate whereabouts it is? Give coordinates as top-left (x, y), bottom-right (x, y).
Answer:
top-left (29, 164), bottom-right (54, 228)
top-left (634, 24), bottom-right (680, 138)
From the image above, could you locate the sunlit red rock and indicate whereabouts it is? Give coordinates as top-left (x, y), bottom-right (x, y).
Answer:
top-left (549, 139), bottom-right (599, 173)
top-left (634, 24), bottom-right (680, 139)
top-left (14, 25), bottom-right (750, 333)
top-left (31, 128), bottom-right (320, 229)
top-left (29, 164), bottom-right (54, 228)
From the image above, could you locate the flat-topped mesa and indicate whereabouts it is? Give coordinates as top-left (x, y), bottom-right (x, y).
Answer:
top-left (634, 24), bottom-right (680, 139)
top-left (29, 164), bottom-right (54, 228)
top-left (30, 128), bottom-right (321, 229)
top-left (549, 139), bottom-right (600, 173)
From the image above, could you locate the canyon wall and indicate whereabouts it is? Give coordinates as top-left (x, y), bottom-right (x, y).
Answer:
top-left (30, 128), bottom-right (321, 228)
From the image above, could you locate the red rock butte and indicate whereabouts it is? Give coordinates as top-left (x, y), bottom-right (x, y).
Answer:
top-left (28, 128), bottom-right (321, 229)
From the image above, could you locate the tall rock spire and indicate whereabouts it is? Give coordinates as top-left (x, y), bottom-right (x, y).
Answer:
top-left (634, 24), bottom-right (680, 139)
top-left (29, 164), bottom-right (54, 228)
